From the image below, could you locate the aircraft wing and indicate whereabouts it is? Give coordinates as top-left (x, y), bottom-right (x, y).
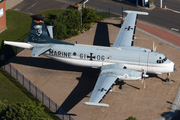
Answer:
top-left (83, 64), bottom-right (124, 107)
top-left (112, 10), bottom-right (148, 48)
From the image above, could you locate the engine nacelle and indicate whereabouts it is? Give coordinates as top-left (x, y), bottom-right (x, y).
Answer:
top-left (100, 69), bottom-right (142, 81)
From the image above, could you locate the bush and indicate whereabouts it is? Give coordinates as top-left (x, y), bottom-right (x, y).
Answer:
top-left (49, 8), bottom-right (81, 39)
top-left (0, 100), bottom-right (7, 117)
top-left (148, 0), bottom-right (154, 4)
top-left (82, 8), bottom-right (97, 23)
top-left (126, 116), bottom-right (137, 120)
top-left (1, 101), bottom-right (52, 120)
top-left (44, 8), bottom-right (101, 40)
top-left (52, 20), bottom-right (67, 39)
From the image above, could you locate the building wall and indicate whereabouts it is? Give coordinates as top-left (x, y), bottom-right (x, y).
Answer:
top-left (0, 0), bottom-right (6, 31)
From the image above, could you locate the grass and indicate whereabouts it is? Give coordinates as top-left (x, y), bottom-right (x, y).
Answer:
top-left (0, 9), bottom-right (31, 55)
top-left (0, 10), bottom-right (60, 120)
top-left (96, 11), bottom-right (120, 18)
top-left (0, 68), bottom-right (60, 120)
top-left (40, 9), bottom-right (67, 20)
top-left (0, 68), bottom-right (30, 104)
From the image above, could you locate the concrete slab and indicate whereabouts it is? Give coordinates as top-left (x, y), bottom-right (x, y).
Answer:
top-left (10, 18), bottom-right (180, 120)
top-left (5, 0), bottom-right (23, 10)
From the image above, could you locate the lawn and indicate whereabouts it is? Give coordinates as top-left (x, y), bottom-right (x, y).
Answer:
top-left (40, 9), bottom-right (66, 18)
top-left (0, 68), bottom-right (60, 120)
top-left (0, 68), bottom-right (29, 104)
top-left (0, 10), bottom-right (60, 120)
top-left (0, 9), bottom-right (31, 55)
top-left (96, 11), bottom-right (120, 18)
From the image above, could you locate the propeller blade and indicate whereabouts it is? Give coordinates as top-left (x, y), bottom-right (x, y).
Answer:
top-left (144, 79), bottom-right (146, 88)
top-left (141, 78), bottom-right (144, 83)
top-left (153, 41), bottom-right (157, 52)
top-left (142, 69), bottom-right (148, 88)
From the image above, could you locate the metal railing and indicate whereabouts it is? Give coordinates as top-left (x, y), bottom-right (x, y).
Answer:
top-left (2, 64), bottom-right (74, 120)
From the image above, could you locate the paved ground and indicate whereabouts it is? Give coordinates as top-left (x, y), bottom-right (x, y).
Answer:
top-left (9, 18), bottom-right (180, 120)
top-left (4, 0), bottom-right (180, 119)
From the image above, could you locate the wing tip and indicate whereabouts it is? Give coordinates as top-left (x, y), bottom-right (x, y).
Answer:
top-left (124, 10), bottom-right (149, 15)
top-left (83, 102), bottom-right (109, 107)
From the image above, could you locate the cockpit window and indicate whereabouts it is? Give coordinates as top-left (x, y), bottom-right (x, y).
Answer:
top-left (157, 57), bottom-right (167, 64)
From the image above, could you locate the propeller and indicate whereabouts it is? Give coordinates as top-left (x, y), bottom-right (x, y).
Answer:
top-left (142, 69), bottom-right (149, 88)
top-left (153, 41), bottom-right (157, 52)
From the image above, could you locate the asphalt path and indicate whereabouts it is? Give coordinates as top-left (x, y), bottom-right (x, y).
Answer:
top-left (83, 0), bottom-right (180, 35)
top-left (12, 0), bottom-right (180, 35)
top-left (12, 0), bottom-right (71, 14)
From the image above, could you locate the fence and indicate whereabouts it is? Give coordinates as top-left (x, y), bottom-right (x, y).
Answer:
top-left (2, 64), bottom-right (74, 120)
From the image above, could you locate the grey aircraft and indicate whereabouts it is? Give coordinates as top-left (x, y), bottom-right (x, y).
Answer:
top-left (4, 10), bottom-right (176, 107)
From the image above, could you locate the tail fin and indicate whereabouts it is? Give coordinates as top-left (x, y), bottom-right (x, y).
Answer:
top-left (28, 15), bottom-right (52, 43)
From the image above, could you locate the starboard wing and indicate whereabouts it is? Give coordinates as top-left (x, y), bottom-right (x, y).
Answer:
top-left (112, 10), bottom-right (148, 48)
top-left (83, 64), bottom-right (125, 107)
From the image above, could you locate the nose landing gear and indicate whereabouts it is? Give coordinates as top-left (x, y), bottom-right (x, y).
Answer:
top-left (166, 73), bottom-right (170, 82)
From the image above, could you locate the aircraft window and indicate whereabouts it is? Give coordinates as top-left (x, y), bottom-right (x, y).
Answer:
top-left (157, 60), bottom-right (160, 63)
top-left (159, 57), bottom-right (161, 59)
top-left (157, 60), bottom-right (164, 64)
top-left (163, 57), bottom-right (167, 62)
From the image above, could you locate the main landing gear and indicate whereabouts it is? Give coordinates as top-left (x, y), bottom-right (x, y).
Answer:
top-left (166, 73), bottom-right (170, 82)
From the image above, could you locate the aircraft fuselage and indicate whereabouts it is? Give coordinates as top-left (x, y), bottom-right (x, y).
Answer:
top-left (42, 43), bottom-right (174, 75)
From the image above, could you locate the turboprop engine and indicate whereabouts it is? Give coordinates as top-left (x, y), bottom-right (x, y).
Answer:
top-left (100, 69), bottom-right (142, 81)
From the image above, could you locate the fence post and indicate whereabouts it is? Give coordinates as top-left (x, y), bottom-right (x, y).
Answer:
top-left (122, 7), bottom-right (123, 18)
top-left (49, 97), bottom-right (50, 109)
top-left (10, 64), bottom-right (11, 75)
top-left (136, 0), bottom-right (138, 6)
top-left (109, 7), bottom-right (110, 18)
top-left (56, 103), bottom-right (57, 111)
top-left (16, 69), bottom-right (18, 80)
top-left (36, 86), bottom-right (37, 97)
top-left (29, 81), bottom-right (31, 91)
top-left (22, 75), bottom-right (24, 86)
top-left (42, 92), bottom-right (44, 103)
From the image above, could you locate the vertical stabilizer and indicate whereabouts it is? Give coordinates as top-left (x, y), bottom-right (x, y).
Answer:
top-left (28, 15), bottom-right (51, 43)
top-left (28, 15), bottom-right (73, 45)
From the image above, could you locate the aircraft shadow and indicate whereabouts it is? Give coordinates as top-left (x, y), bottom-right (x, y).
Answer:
top-left (116, 80), bottom-right (140, 90)
top-left (148, 74), bottom-right (167, 82)
top-left (10, 56), bottom-right (94, 72)
top-left (59, 70), bottom-right (99, 113)
top-left (93, 21), bottom-right (110, 47)
top-left (93, 21), bottom-right (121, 47)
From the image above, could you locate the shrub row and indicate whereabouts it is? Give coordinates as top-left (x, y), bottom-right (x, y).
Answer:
top-left (45, 8), bottom-right (102, 40)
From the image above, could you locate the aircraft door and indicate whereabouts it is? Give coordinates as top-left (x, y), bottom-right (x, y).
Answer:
top-left (139, 55), bottom-right (148, 72)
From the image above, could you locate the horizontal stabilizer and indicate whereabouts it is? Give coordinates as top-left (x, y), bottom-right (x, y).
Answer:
top-left (4, 41), bottom-right (33, 49)
top-left (83, 102), bottom-right (109, 107)
top-left (31, 47), bottom-right (50, 57)
top-left (124, 10), bottom-right (149, 15)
